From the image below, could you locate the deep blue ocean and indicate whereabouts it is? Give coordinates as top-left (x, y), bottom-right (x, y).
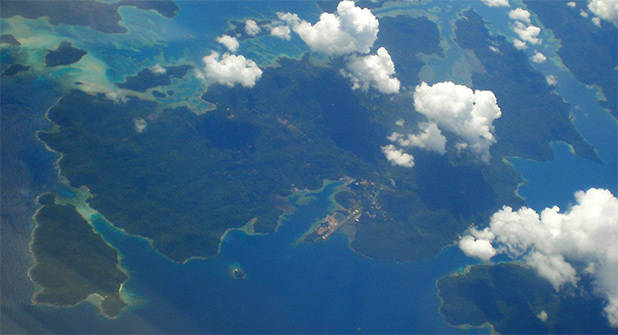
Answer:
top-left (2, 0), bottom-right (616, 333)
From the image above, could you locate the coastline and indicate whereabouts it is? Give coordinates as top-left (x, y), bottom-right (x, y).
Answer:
top-left (35, 91), bottom-right (353, 267)
top-left (434, 272), bottom-right (499, 335)
top-left (26, 193), bottom-right (129, 320)
top-left (30, 98), bottom-right (134, 318)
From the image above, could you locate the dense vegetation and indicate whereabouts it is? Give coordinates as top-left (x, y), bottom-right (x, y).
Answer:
top-left (39, 17), bottom-right (528, 263)
top-left (437, 263), bottom-right (614, 333)
top-left (117, 65), bottom-right (192, 92)
top-left (377, 15), bottom-right (443, 87)
top-left (0, 0), bottom-right (178, 33)
top-left (455, 10), bottom-right (599, 162)
top-left (45, 41), bottom-right (87, 67)
top-left (0, 34), bottom-right (20, 45)
top-left (203, 55), bottom-right (501, 261)
top-left (2, 64), bottom-right (29, 76)
top-left (30, 194), bottom-right (127, 318)
top-left (524, 0), bottom-right (617, 118)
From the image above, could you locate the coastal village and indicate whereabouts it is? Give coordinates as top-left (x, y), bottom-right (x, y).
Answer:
top-left (316, 206), bottom-right (362, 240)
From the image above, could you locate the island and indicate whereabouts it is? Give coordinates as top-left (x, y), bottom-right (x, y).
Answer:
top-left (437, 263), bottom-right (614, 334)
top-left (377, 15), bottom-right (443, 87)
top-left (117, 65), bottom-right (193, 92)
top-left (45, 41), bottom-right (87, 67)
top-left (152, 90), bottom-right (165, 98)
top-left (2, 64), bottom-right (29, 76)
top-left (0, 0), bottom-right (178, 34)
top-left (0, 34), bottom-right (20, 45)
top-left (454, 10), bottom-right (599, 162)
top-left (228, 263), bottom-right (247, 280)
top-left (524, 0), bottom-right (617, 118)
top-left (37, 12), bottom-right (599, 266)
top-left (29, 193), bottom-right (127, 318)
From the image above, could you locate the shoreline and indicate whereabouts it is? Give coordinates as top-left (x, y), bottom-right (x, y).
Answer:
top-left (26, 193), bottom-right (128, 320)
top-left (30, 97), bottom-right (133, 319)
top-left (434, 273), bottom-right (499, 335)
top-left (35, 92), bottom-right (353, 266)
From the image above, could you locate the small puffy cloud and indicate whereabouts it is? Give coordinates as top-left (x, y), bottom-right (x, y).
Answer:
top-left (216, 34), bottom-right (239, 52)
top-left (245, 19), bottom-right (261, 36)
top-left (489, 45), bottom-right (500, 53)
top-left (381, 144), bottom-right (414, 168)
top-left (104, 90), bottom-right (128, 104)
top-left (509, 8), bottom-right (531, 23)
top-left (531, 51), bottom-right (547, 63)
top-left (395, 119), bottom-right (405, 127)
top-left (133, 118), bottom-right (147, 133)
top-left (277, 11), bottom-right (301, 26)
top-left (567, 1), bottom-right (577, 7)
top-left (278, 0), bottom-right (379, 56)
top-left (459, 188), bottom-right (618, 328)
top-left (151, 64), bottom-right (166, 74)
top-left (201, 51), bottom-right (262, 88)
top-left (588, 0), bottom-right (618, 23)
top-left (607, 297), bottom-right (618, 327)
top-left (592, 16), bottom-right (602, 26)
top-left (537, 310), bottom-right (548, 322)
top-left (388, 122), bottom-right (446, 154)
top-left (481, 0), bottom-right (510, 7)
top-left (513, 38), bottom-right (527, 50)
top-left (413, 81), bottom-right (502, 162)
top-left (459, 235), bottom-right (496, 261)
top-left (512, 21), bottom-right (541, 45)
top-left (270, 25), bottom-right (291, 40)
top-left (581, 9), bottom-right (590, 17)
top-left (546, 74), bottom-right (558, 86)
top-left (342, 47), bottom-right (400, 94)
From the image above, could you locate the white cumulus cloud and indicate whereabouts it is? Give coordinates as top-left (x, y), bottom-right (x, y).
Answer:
top-left (588, 0), bottom-right (618, 23)
top-left (481, 0), bottom-right (510, 7)
top-left (509, 8), bottom-right (531, 23)
top-left (270, 25), bottom-right (291, 40)
top-left (133, 118), bottom-right (147, 133)
top-left (388, 122), bottom-right (446, 154)
top-left (459, 235), bottom-right (497, 261)
top-left (592, 16), bottom-right (602, 26)
top-left (567, 1), bottom-right (577, 8)
top-left (201, 51), bottom-right (262, 88)
top-left (278, 0), bottom-right (379, 56)
top-left (151, 64), bottom-right (166, 74)
top-left (216, 34), bottom-right (239, 52)
top-left (537, 310), bottom-right (549, 322)
top-left (459, 188), bottom-right (618, 328)
top-left (103, 89), bottom-right (128, 104)
top-left (381, 144), bottom-right (414, 168)
top-left (342, 47), bottom-right (400, 94)
top-left (546, 74), bottom-right (558, 86)
top-left (245, 19), bottom-right (261, 36)
top-left (513, 38), bottom-right (528, 50)
top-left (531, 51), bottom-right (547, 63)
top-left (413, 81), bottom-right (502, 162)
top-left (512, 21), bottom-right (541, 45)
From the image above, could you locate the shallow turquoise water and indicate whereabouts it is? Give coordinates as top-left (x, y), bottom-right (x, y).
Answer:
top-left (78, 182), bottom-right (475, 333)
top-left (2, 1), bottom-right (615, 332)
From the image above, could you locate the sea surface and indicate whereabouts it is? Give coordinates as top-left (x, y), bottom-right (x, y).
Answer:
top-left (50, 181), bottom-right (474, 333)
top-left (2, 1), bottom-right (616, 333)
